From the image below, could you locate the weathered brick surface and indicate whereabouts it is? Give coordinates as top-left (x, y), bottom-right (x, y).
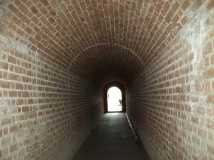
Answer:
top-left (0, 32), bottom-right (97, 160)
top-left (0, 0), bottom-right (214, 160)
top-left (128, 1), bottom-right (214, 160)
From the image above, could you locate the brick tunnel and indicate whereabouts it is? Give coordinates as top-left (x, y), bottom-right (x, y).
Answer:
top-left (0, 0), bottom-right (214, 160)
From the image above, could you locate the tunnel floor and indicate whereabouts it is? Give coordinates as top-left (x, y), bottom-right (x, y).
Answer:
top-left (73, 113), bottom-right (150, 160)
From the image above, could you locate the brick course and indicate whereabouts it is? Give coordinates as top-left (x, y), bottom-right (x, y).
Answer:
top-left (0, 33), bottom-right (97, 160)
top-left (127, 1), bottom-right (214, 160)
top-left (0, 0), bottom-right (214, 160)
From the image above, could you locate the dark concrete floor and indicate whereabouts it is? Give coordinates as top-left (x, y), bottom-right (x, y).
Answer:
top-left (73, 113), bottom-right (150, 160)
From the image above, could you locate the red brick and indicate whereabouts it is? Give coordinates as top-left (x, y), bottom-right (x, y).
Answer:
top-left (8, 56), bottom-right (16, 64)
top-left (207, 0), bottom-right (214, 10)
top-left (0, 62), bottom-right (8, 70)
top-left (205, 68), bottom-right (214, 78)
top-left (0, 0), bottom-right (213, 160)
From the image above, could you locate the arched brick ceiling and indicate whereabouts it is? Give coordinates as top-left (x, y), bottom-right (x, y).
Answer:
top-left (0, 0), bottom-right (202, 82)
top-left (70, 44), bottom-right (143, 82)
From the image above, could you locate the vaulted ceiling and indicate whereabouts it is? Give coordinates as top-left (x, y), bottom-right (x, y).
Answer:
top-left (1, 0), bottom-right (211, 82)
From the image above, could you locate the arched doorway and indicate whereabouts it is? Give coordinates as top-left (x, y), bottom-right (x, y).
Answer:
top-left (107, 86), bottom-right (123, 112)
top-left (104, 82), bottom-right (126, 113)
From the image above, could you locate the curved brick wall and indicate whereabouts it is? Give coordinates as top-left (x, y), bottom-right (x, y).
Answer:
top-left (0, 0), bottom-right (214, 160)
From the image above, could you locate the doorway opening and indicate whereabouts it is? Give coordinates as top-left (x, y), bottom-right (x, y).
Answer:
top-left (107, 86), bottom-right (123, 112)
top-left (104, 82), bottom-right (126, 113)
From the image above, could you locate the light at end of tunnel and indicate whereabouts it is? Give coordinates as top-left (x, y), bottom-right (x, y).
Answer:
top-left (107, 86), bottom-right (122, 112)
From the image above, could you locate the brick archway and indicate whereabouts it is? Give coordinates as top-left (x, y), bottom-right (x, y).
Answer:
top-left (103, 81), bottom-right (126, 113)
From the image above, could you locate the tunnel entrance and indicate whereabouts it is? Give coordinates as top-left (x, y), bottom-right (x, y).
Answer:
top-left (107, 86), bottom-right (123, 112)
top-left (104, 82), bottom-right (126, 113)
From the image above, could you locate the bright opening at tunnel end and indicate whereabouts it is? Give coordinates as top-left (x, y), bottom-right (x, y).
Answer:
top-left (107, 86), bottom-right (123, 112)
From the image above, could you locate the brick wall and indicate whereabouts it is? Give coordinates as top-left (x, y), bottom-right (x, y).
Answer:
top-left (0, 0), bottom-right (103, 160)
top-left (0, 32), bottom-right (98, 160)
top-left (0, 0), bottom-right (214, 160)
top-left (127, 1), bottom-right (214, 160)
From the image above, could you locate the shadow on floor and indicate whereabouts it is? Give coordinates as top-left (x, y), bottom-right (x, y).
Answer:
top-left (73, 113), bottom-right (150, 160)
